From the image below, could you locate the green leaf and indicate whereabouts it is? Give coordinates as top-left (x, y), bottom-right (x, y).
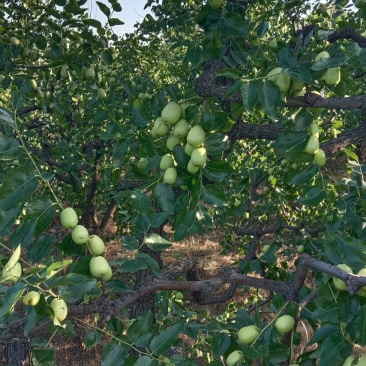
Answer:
top-left (151, 212), bottom-right (170, 228)
top-left (186, 45), bottom-right (204, 69)
top-left (127, 311), bottom-right (153, 347)
top-left (133, 356), bottom-right (155, 366)
top-left (9, 218), bottom-right (37, 248)
top-left (57, 274), bottom-right (97, 303)
top-left (268, 343), bottom-right (291, 363)
top-left (285, 163), bottom-right (319, 185)
top-left (132, 98), bottom-right (149, 128)
top-left (219, 12), bottom-right (248, 37)
top-left (150, 323), bottom-right (183, 355)
top-left (96, 1), bottom-right (110, 17)
top-left (32, 348), bottom-right (55, 366)
top-left (106, 280), bottom-right (133, 293)
top-left (203, 160), bottom-right (233, 181)
top-left (56, 234), bottom-right (85, 257)
top-left (211, 332), bottom-right (230, 358)
top-left (0, 137), bottom-right (21, 160)
top-left (204, 132), bottom-right (230, 155)
top-left (201, 185), bottom-right (226, 207)
top-left (317, 333), bottom-right (352, 366)
top-left (144, 233), bottom-right (172, 251)
top-left (101, 341), bottom-right (126, 366)
top-left (260, 81), bottom-right (280, 120)
top-left (311, 56), bottom-right (346, 71)
top-left (130, 191), bottom-right (151, 214)
top-left (0, 282), bottom-right (25, 319)
top-left (109, 18), bottom-right (124, 26)
top-left (121, 235), bottom-right (139, 251)
top-left (344, 148), bottom-right (359, 161)
top-left (216, 68), bottom-right (242, 79)
top-left (0, 205), bottom-right (23, 236)
top-left (202, 35), bottom-right (222, 59)
top-left (0, 166), bottom-right (38, 210)
top-left (298, 186), bottom-right (326, 206)
top-left (256, 21), bottom-right (269, 38)
top-left (92, 109), bottom-right (108, 124)
top-left (241, 82), bottom-right (259, 114)
top-left (278, 47), bottom-right (297, 68)
top-left (152, 184), bottom-right (175, 214)
top-left (273, 131), bottom-right (309, 153)
top-left (85, 330), bottom-right (104, 349)
top-left (25, 196), bottom-right (56, 236)
top-left (0, 108), bottom-right (16, 130)
top-left (27, 235), bottom-right (54, 263)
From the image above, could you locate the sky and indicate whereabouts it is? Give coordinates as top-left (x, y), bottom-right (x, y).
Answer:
top-left (85, 0), bottom-right (151, 35)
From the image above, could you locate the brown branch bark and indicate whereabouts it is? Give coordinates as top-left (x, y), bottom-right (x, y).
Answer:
top-left (327, 26), bottom-right (366, 48)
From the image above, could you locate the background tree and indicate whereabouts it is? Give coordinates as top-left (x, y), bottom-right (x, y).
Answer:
top-left (1, 0), bottom-right (366, 365)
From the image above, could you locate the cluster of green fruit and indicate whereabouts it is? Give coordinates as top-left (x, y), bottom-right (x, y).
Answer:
top-left (60, 207), bottom-right (112, 281)
top-left (314, 50), bottom-right (341, 86)
top-left (305, 122), bottom-right (326, 167)
top-left (226, 315), bottom-right (296, 366)
top-left (333, 263), bottom-right (366, 297)
top-left (152, 101), bottom-right (207, 185)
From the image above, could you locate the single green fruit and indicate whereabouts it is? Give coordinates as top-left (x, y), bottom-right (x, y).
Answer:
top-left (266, 67), bottom-right (283, 82)
top-left (310, 123), bottom-right (320, 136)
top-left (325, 67), bottom-right (341, 86)
top-left (89, 256), bottom-right (110, 278)
top-left (233, 199), bottom-right (241, 207)
top-left (175, 291), bottom-right (184, 300)
top-left (290, 78), bottom-right (305, 94)
top-left (187, 126), bottom-right (205, 147)
top-left (305, 136), bottom-right (319, 154)
top-left (35, 89), bottom-right (44, 100)
top-left (173, 119), bottom-right (189, 138)
top-left (268, 40), bottom-right (278, 50)
top-left (276, 73), bottom-right (291, 93)
top-left (71, 225), bottom-right (89, 244)
top-left (163, 167), bottom-right (177, 185)
top-left (226, 350), bottom-right (244, 366)
top-left (187, 160), bottom-right (200, 174)
top-left (179, 102), bottom-right (190, 118)
top-left (60, 65), bottom-right (68, 80)
top-left (10, 36), bottom-right (20, 45)
top-left (30, 50), bottom-right (39, 61)
top-left (315, 50), bottom-right (330, 62)
top-left (297, 245), bottom-right (305, 254)
top-left (2, 262), bottom-right (22, 283)
top-left (101, 266), bottom-right (113, 281)
top-left (263, 244), bottom-right (270, 253)
top-left (275, 315), bottom-right (295, 333)
top-left (243, 212), bottom-right (250, 219)
top-left (60, 207), bottom-right (78, 229)
top-left (29, 79), bottom-right (37, 90)
top-left (342, 355), bottom-right (356, 366)
top-left (166, 134), bottom-right (181, 151)
top-left (333, 263), bottom-right (353, 291)
top-left (237, 325), bottom-right (260, 344)
top-left (137, 158), bottom-right (148, 171)
top-left (191, 147), bottom-right (207, 167)
top-left (23, 291), bottom-right (41, 306)
top-left (0, 74), bottom-right (5, 83)
top-left (84, 67), bottom-right (96, 80)
top-left (161, 102), bottom-right (181, 125)
top-left (97, 88), bottom-right (106, 99)
top-left (50, 298), bottom-right (68, 321)
top-left (88, 235), bottom-right (105, 255)
top-left (354, 0), bottom-right (366, 8)
top-left (314, 149), bottom-right (326, 167)
top-left (209, 0), bottom-right (225, 9)
top-left (5, 244), bottom-right (21, 271)
top-left (160, 154), bottom-right (174, 170)
top-left (153, 117), bottom-right (169, 136)
top-left (184, 143), bottom-right (195, 156)
top-left (358, 354), bottom-right (366, 366)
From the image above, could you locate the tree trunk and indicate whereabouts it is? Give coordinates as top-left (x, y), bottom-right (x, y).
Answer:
top-left (4, 337), bottom-right (32, 366)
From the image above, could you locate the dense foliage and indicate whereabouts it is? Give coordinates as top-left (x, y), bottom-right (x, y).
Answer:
top-left (1, 0), bottom-right (366, 365)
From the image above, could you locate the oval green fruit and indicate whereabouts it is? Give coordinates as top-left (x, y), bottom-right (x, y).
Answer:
top-left (275, 315), bottom-right (295, 333)
top-left (50, 298), bottom-right (68, 321)
top-left (160, 154), bottom-right (174, 170)
top-left (5, 244), bottom-right (21, 271)
top-left (290, 78), bottom-right (304, 94)
top-left (314, 149), bottom-right (326, 167)
top-left (23, 291), bottom-right (41, 306)
top-left (179, 102), bottom-right (190, 119)
top-left (153, 117), bottom-right (169, 136)
top-left (184, 143), bottom-right (195, 156)
top-left (325, 67), bottom-right (341, 86)
top-left (297, 245), bottom-right (305, 254)
top-left (97, 88), bottom-right (106, 99)
top-left (173, 119), bottom-right (189, 138)
top-left (226, 350), bottom-right (244, 366)
top-left (191, 147), bottom-right (207, 167)
top-left (268, 40), bottom-right (278, 50)
top-left (10, 36), bottom-right (20, 45)
top-left (89, 256), bottom-right (110, 278)
top-left (29, 79), bottom-right (37, 90)
top-left (266, 67), bottom-right (283, 82)
top-left (305, 136), bottom-right (319, 154)
top-left (101, 266), bottom-right (113, 281)
top-left (187, 126), bottom-right (205, 147)
top-left (209, 0), bottom-right (224, 9)
top-left (358, 354), bottom-right (366, 366)
top-left (333, 263), bottom-right (353, 291)
top-left (60, 65), bottom-right (68, 80)
top-left (163, 167), bottom-right (177, 185)
top-left (71, 224), bottom-right (89, 244)
top-left (237, 324), bottom-right (260, 344)
top-left (166, 135), bottom-right (181, 151)
top-left (187, 159), bottom-right (200, 174)
top-left (60, 207), bottom-right (78, 229)
top-left (85, 67), bottom-right (96, 80)
top-left (88, 235), bottom-right (105, 255)
top-left (276, 73), bottom-right (291, 93)
top-left (161, 102), bottom-right (181, 125)
top-left (315, 50), bottom-right (330, 62)
top-left (342, 355), bottom-right (356, 366)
